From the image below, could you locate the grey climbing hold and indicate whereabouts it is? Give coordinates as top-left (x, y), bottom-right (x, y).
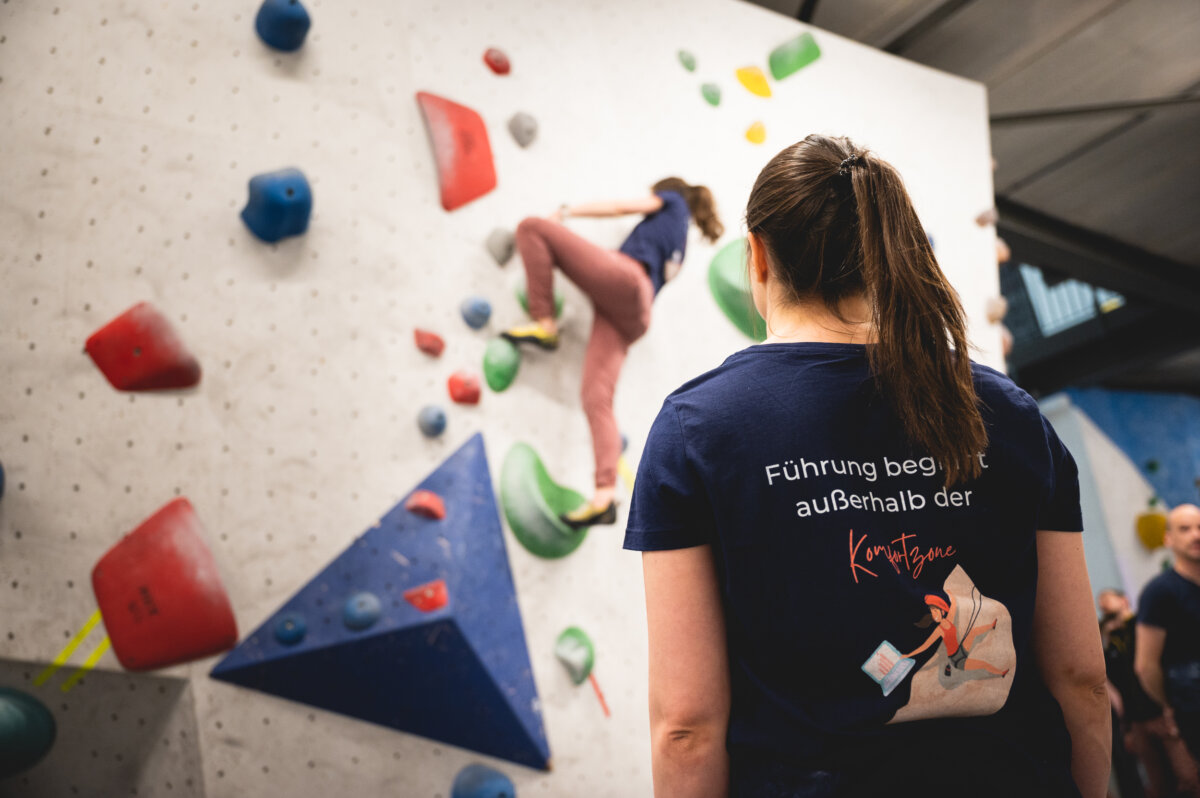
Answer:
top-left (486, 228), bottom-right (515, 266)
top-left (508, 112), bottom-right (537, 148)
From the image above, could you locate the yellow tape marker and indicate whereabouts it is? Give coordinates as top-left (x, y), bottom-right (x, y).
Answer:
top-left (60, 637), bottom-right (112, 693)
top-left (33, 609), bottom-right (103, 687)
top-left (618, 455), bottom-right (636, 493)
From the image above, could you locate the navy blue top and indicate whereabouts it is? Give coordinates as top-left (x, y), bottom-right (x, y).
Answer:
top-left (625, 343), bottom-right (1084, 792)
top-left (618, 191), bottom-right (689, 296)
top-left (1139, 569), bottom-right (1200, 709)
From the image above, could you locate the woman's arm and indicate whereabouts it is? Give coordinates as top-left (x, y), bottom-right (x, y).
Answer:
top-left (1032, 530), bottom-right (1111, 798)
top-left (564, 195), bottom-right (664, 218)
top-left (642, 546), bottom-right (731, 798)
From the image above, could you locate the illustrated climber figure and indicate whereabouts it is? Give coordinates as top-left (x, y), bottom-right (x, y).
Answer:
top-left (903, 593), bottom-right (1009, 678)
top-left (501, 178), bottom-right (723, 529)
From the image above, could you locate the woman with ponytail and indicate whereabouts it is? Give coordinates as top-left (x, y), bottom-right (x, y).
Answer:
top-left (502, 178), bottom-right (722, 528)
top-left (624, 136), bottom-right (1108, 797)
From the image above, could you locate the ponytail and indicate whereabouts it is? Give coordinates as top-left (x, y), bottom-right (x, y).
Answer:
top-left (745, 135), bottom-right (986, 486)
top-left (653, 177), bottom-right (724, 243)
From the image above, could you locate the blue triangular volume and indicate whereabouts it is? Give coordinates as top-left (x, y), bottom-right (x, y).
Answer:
top-left (211, 433), bottom-right (550, 770)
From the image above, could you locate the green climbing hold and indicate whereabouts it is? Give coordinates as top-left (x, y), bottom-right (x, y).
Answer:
top-left (500, 443), bottom-right (588, 559)
top-left (701, 83), bottom-right (721, 107)
top-left (484, 338), bottom-right (521, 392)
top-left (0, 687), bottom-right (56, 778)
top-left (555, 626), bottom-right (595, 685)
top-left (708, 238), bottom-right (766, 341)
top-left (516, 278), bottom-right (564, 319)
top-left (768, 32), bottom-right (821, 81)
top-left (678, 49), bottom-right (696, 72)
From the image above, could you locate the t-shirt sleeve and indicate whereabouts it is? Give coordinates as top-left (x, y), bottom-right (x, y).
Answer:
top-left (1138, 578), bottom-right (1172, 630)
top-left (623, 399), bottom-right (716, 551)
top-left (1036, 414), bottom-right (1084, 532)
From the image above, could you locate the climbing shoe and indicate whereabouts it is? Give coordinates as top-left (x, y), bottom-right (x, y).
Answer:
top-left (560, 500), bottom-right (617, 530)
top-left (501, 323), bottom-right (559, 351)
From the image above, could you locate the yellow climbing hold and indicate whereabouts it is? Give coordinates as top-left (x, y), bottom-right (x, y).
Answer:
top-left (745, 121), bottom-right (766, 144)
top-left (736, 66), bottom-right (771, 98)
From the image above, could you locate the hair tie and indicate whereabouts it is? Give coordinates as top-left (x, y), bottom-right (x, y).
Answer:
top-left (837, 154), bottom-right (862, 177)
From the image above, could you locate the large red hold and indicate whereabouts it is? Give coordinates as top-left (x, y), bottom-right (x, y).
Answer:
top-left (415, 91), bottom-right (498, 212)
top-left (92, 498), bottom-right (237, 671)
top-left (85, 302), bottom-right (201, 391)
top-left (405, 489), bottom-right (446, 520)
top-left (414, 328), bottom-right (445, 357)
top-left (448, 371), bottom-right (481, 405)
top-left (403, 579), bottom-right (449, 613)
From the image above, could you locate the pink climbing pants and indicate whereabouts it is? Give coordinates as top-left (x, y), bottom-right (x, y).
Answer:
top-left (515, 216), bottom-right (654, 489)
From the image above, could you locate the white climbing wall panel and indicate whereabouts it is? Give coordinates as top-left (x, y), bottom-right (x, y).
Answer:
top-left (0, 0), bottom-right (998, 795)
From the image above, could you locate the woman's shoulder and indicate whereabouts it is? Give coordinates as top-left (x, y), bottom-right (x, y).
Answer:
top-left (970, 361), bottom-right (1040, 416)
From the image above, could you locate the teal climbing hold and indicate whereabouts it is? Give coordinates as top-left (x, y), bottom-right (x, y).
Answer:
top-left (555, 626), bottom-right (595, 685)
top-left (0, 687), bottom-right (56, 778)
top-left (453, 763), bottom-right (516, 798)
top-left (516, 279), bottom-right (564, 319)
top-left (701, 83), bottom-right (721, 107)
top-left (500, 444), bottom-right (588, 559)
top-left (484, 338), bottom-right (521, 392)
top-left (768, 32), bottom-right (821, 81)
top-left (707, 238), bottom-right (766, 341)
top-left (677, 50), bottom-right (696, 72)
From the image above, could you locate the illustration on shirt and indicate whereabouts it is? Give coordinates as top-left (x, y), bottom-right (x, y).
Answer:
top-left (861, 565), bottom-right (1015, 723)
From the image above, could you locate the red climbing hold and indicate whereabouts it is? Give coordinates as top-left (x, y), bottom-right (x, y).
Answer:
top-left (414, 328), bottom-right (445, 357)
top-left (405, 489), bottom-right (446, 520)
top-left (403, 579), bottom-right (449, 613)
top-left (483, 47), bottom-right (511, 75)
top-left (91, 498), bottom-right (238, 671)
top-left (416, 91), bottom-right (498, 212)
top-left (85, 302), bottom-right (201, 391)
top-left (448, 371), bottom-right (481, 405)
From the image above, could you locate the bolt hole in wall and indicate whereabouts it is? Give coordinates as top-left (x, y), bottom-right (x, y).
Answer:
top-left (0, 0), bottom-right (999, 795)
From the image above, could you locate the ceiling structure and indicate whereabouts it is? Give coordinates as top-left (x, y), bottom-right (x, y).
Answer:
top-left (744, 0), bottom-right (1200, 394)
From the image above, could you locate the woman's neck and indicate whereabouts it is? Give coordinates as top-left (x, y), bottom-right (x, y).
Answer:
top-left (761, 295), bottom-right (876, 345)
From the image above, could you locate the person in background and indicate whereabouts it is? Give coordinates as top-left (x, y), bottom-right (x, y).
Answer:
top-left (1137, 504), bottom-right (1200, 772)
top-left (502, 178), bottom-right (722, 529)
top-left (624, 134), bottom-right (1108, 797)
top-left (1102, 587), bottom-right (1199, 797)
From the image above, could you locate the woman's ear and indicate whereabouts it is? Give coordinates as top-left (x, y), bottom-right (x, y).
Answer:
top-left (746, 232), bottom-right (770, 285)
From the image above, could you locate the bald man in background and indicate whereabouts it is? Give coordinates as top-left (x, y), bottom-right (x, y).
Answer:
top-left (1137, 503), bottom-right (1200, 767)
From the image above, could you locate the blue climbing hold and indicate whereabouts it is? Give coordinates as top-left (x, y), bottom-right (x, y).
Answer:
top-left (0, 459), bottom-right (5, 501)
top-left (343, 591), bottom-right (382, 631)
top-left (254, 0), bottom-right (312, 52)
top-left (241, 168), bottom-right (312, 243)
top-left (0, 687), bottom-right (56, 778)
top-left (273, 612), bottom-right (307, 646)
top-left (418, 405), bottom-right (447, 438)
top-left (452, 763), bottom-right (516, 798)
top-left (461, 297), bottom-right (492, 330)
top-left (620, 434), bottom-right (628, 454)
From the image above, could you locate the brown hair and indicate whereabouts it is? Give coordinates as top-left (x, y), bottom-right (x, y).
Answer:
top-left (653, 177), bottom-right (724, 243)
top-left (745, 134), bottom-right (986, 486)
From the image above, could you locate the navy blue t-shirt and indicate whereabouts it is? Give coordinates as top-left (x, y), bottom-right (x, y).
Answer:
top-left (625, 343), bottom-right (1084, 793)
top-left (619, 190), bottom-right (689, 296)
top-left (1138, 570), bottom-right (1200, 710)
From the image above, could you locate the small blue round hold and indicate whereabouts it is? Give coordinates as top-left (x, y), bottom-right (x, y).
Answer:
top-left (241, 168), bottom-right (312, 243)
top-left (418, 405), bottom-right (447, 438)
top-left (255, 0), bottom-right (312, 52)
top-left (452, 763), bottom-right (516, 798)
top-left (343, 592), bottom-right (382, 631)
top-left (273, 612), bottom-right (307, 646)
top-left (460, 297), bottom-right (492, 330)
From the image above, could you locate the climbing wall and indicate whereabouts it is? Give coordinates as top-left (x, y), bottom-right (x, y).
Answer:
top-left (0, 0), bottom-right (998, 795)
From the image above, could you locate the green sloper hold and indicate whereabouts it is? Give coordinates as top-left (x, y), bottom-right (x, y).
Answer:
top-left (678, 50), bottom-right (696, 72)
top-left (701, 83), bottom-right (721, 107)
top-left (707, 238), bottom-right (766, 341)
top-left (516, 279), bottom-right (564, 319)
top-left (769, 32), bottom-right (821, 80)
top-left (0, 687), bottom-right (56, 778)
top-left (500, 443), bottom-right (588, 558)
top-left (555, 626), bottom-right (595, 685)
top-left (484, 337), bottom-right (521, 392)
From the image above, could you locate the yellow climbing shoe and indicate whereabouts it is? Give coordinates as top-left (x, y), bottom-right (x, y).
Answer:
top-left (501, 323), bottom-right (559, 351)
top-left (560, 500), bottom-right (617, 530)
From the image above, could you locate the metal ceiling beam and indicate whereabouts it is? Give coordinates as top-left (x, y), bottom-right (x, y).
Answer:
top-left (992, 94), bottom-right (1200, 125)
top-left (996, 198), bottom-right (1200, 312)
top-left (882, 0), bottom-right (980, 55)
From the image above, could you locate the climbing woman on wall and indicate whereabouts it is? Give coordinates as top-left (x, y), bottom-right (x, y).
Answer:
top-left (624, 136), bottom-right (1110, 797)
top-left (501, 178), bottom-right (723, 529)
